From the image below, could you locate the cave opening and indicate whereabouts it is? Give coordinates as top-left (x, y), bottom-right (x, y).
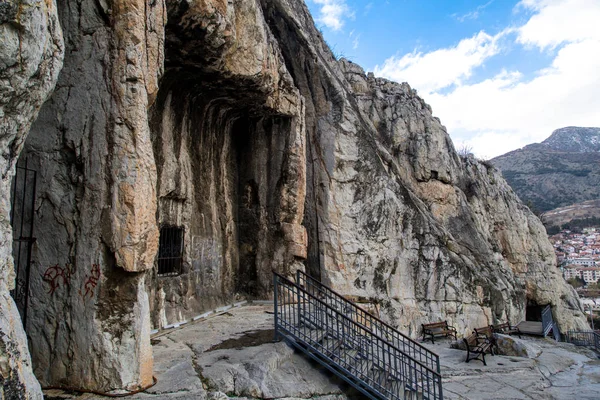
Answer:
top-left (148, 73), bottom-right (292, 327)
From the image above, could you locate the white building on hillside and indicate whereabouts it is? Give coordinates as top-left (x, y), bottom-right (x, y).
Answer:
top-left (568, 257), bottom-right (596, 266)
top-left (579, 267), bottom-right (600, 284)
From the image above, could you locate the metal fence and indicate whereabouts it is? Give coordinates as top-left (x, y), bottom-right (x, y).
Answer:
top-left (564, 330), bottom-right (600, 352)
top-left (274, 271), bottom-right (443, 400)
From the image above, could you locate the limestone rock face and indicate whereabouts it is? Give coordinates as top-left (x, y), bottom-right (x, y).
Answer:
top-left (0, 0), bottom-right (63, 398)
top-left (0, 0), bottom-right (589, 396)
top-left (146, 0), bottom-right (306, 324)
top-left (19, 0), bottom-right (165, 392)
top-left (257, 0), bottom-right (588, 335)
top-left (495, 334), bottom-right (543, 358)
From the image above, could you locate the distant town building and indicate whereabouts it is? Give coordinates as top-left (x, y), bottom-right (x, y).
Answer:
top-left (579, 267), bottom-right (600, 284)
top-left (552, 227), bottom-right (600, 284)
top-left (568, 257), bottom-right (596, 266)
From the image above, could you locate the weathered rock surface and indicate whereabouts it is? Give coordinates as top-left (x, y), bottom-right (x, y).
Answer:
top-left (431, 336), bottom-right (600, 400)
top-left (0, 0), bottom-right (63, 398)
top-left (136, 305), bottom-right (354, 400)
top-left (15, 0), bottom-right (167, 392)
top-left (44, 304), bottom-right (600, 400)
top-left (257, 1), bottom-right (588, 335)
top-left (0, 0), bottom-right (590, 396)
top-left (495, 334), bottom-right (542, 358)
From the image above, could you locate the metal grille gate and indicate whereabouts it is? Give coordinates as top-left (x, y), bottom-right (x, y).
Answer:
top-left (10, 160), bottom-right (37, 330)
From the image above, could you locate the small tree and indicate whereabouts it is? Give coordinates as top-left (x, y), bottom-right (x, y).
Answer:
top-left (457, 145), bottom-right (474, 158)
top-left (567, 277), bottom-right (585, 289)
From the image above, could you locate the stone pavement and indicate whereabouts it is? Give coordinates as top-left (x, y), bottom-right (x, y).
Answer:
top-left (44, 304), bottom-right (600, 399)
top-left (422, 335), bottom-right (600, 399)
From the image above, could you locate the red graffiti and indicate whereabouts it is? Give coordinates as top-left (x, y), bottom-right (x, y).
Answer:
top-left (79, 264), bottom-right (101, 300)
top-left (42, 264), bottom-right (73, 295)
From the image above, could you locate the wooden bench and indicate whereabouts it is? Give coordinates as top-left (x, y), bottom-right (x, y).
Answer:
top-left (474, 326), bottom-right (498, 355)
top-left (421, 321), bottom-right (457, 344)
top-left (492, 321), bottom-right (521, 338)
top-left (463, 333), bottom-right (493, 365)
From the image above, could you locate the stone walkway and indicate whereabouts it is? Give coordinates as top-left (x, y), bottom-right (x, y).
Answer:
top-left (45, 304), bottom-right (600, 399)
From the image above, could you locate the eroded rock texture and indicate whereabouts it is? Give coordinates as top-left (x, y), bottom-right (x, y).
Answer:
top-left (0, 0), bottom-right (63, 398)
top-left (20, 0), bottom-right (164, 392)
top-left (146, 0), bottom-right (306, 325)
top-left (2, 0), bottom-right (589, 396)
top-left (258, 0), bottom-right (588, 336)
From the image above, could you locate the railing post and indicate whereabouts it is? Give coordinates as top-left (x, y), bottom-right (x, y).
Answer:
top-left (273, 273), bottom-right (279, 341)
top-left (296, 270), bottom-right (302, 328)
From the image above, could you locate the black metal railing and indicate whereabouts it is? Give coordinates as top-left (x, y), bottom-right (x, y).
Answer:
top-left (296, 270), bottom-right (440, 373)
top-left (564, 330), bottom-right (600, 352)
top-left (541, 305), bottom-right (554, 337)
top-left (274, 271), bottom-right (443, 400)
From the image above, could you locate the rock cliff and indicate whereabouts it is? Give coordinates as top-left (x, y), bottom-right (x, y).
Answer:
top-left (0, 0), bottom-right (589, 395)
top-left (1, 0), bottom-right (63, 398)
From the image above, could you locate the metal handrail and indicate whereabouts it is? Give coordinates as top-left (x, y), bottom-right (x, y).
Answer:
top-left (296, 270), bottom-right (441, 373)
top-left (274, 271), bottom-right (443, 400)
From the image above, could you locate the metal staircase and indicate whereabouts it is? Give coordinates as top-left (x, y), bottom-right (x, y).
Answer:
top-left (273, 270), bottom-right (443, 400)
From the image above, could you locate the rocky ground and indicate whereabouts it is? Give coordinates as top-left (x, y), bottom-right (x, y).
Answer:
top-left (44, 304), bottom-right (600, 400)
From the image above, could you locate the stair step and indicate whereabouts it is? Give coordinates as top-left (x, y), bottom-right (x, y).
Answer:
top-left (297, 329), bottom-right (326, 344)
top-left (320, 338), bottom-right (343, 357)
top-left (333, 348), bottom-right (359, 368)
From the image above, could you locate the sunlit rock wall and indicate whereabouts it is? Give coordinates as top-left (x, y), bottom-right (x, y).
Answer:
top-left (0, 0), bottom-right (63, 397)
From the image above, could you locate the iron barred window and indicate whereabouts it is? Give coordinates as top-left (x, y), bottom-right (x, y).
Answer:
top-left (157, 226), bottom-right (184, 276)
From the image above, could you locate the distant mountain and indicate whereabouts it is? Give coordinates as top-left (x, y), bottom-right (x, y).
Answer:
top-left (492, 127), bottom-right (600, 213)
top-left (540, 127), bottom-right (600, 152)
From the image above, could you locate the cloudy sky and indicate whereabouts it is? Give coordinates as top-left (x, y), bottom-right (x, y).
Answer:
top-left (305, 0), bottom-right (600, 158)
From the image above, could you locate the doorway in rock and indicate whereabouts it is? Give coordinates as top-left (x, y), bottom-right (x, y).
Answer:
top-left (9, 159), bottom-right (37, 331)
top-left (526, 299), bottom-right (543, 322)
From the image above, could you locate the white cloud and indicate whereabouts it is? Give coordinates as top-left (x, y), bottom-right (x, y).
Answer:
top-left (453, 0), bottom-right (495, 22)
top-left (374, 0), bottom-right (600, 158)
top-left (312, 0), bottom-right (354, 31)
top-left (352, 33), bottom-right (361, 50)
top-left (374, 31), bottom-right (507, 93)
top-left (517, 0), bottom-right (600, 49)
